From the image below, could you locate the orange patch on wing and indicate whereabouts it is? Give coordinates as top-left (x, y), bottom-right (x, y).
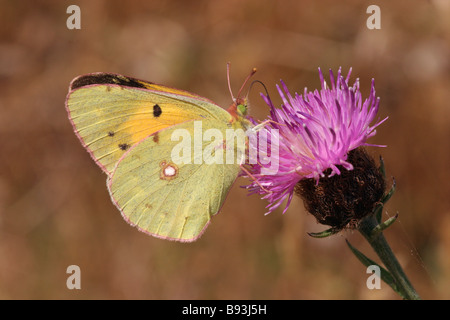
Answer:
top-left (116, 103), bottom-right (192, 146)
top-left (138, 82), bottom-right (204, 100)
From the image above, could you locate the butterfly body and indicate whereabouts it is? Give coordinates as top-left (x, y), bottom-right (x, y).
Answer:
top-left (66, 72), bottom-right (252, 242)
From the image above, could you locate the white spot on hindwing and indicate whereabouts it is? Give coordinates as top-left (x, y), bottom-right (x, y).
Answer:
top-left (160, 161), bottom-right (178, 180)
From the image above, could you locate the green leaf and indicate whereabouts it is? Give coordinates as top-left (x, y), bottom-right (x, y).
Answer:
top-left (370, 213), bottom-right (399, 238)
top-left (375, 177), bottom-right (396, 222)
top-left (382, 178), bottom-right (396, 205)
top-left (379, 156), bottom-right (386, 178)
top-left (307, 227), bottom-right (339, 238)
top-left (345, 239), bottom-right (406, 299)
top-left (374, 202), bottom-right (383, 223)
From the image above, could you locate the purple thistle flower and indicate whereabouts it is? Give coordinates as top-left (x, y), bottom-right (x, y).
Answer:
top-left (245, 67), bottom-right (388, 215)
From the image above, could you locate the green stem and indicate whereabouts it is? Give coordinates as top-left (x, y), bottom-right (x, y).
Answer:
top-left (358, 214), bottom-right (420, 300)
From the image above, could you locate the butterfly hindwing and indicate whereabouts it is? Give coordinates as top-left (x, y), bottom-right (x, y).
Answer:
top-left (107, 121), bottom-right (242, 242)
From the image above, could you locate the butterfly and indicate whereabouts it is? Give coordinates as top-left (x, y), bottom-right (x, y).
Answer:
top-left (65, 65), bottom-right (256, 242)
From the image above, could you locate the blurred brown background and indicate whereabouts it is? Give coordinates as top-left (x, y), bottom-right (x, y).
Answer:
top-left (0, 0), bottom-right (449, 299)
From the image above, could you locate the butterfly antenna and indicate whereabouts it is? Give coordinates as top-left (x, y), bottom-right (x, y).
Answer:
top-left (248, 79), bottom-right (270, 100)
top-left (227, 62), bottom-right (235, 101)
top-left (236, 67), bottom-right (257, 100)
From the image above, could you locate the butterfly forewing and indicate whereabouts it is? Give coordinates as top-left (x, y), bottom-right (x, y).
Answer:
top-left (66, 73), bottom-right (232, 176)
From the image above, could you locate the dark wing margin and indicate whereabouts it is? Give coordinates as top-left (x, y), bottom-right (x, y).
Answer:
top-left (70, 73), bottom-right (151, 90)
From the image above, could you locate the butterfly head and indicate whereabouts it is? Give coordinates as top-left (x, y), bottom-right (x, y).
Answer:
top-left (236, 97), bottom-right (248, 117)
top-left (226, 63), bottom-right (256, 121)
top-left (227, 98), bottom-right (248, 122)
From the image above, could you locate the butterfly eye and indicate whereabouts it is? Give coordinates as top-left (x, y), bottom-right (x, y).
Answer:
top-left (237, 103), bottom-right (247, 116)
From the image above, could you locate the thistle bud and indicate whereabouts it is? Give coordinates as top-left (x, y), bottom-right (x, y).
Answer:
top-left (294, 147), bottom-right (386, 229)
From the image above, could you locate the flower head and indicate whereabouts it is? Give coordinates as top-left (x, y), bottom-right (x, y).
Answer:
top-left (245, 67), bottom-right (388, 216)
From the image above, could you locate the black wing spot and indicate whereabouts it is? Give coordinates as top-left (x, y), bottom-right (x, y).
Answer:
top-left (118, 143), bottom-right (130, 151)
top-left (153, 104), bottom-right (162, 117)
top-left (108, 131), bottom-right (115, 137)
